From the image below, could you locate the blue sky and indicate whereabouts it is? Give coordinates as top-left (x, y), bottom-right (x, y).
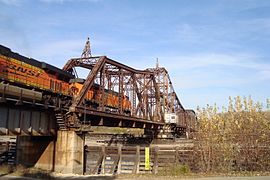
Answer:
top-left (1, 0), bottom-right (270, 110)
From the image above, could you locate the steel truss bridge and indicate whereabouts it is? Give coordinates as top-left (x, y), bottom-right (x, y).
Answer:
top-left (60, 55), bottom-right (187, 131)
top-left (0, 44), bottom-right (194, 136)
top-left (0, 42), bottom-right (196, 175)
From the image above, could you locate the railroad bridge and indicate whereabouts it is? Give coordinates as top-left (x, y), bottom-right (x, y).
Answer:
top-left (0, 41), bottom-right (196, 174)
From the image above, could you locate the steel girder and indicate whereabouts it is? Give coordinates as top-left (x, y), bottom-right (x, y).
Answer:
top-left (62, 56), bottom-right (185, 123)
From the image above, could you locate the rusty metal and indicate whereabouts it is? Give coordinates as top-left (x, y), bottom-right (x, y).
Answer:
top-left (81, 37), bottom-right (92, 58)
top-left (0, 41), bottom-right (191, 134)
top-left (0, 105), bottom-right (56, 136)
top-left (62, 53), bottom-right (186, 129)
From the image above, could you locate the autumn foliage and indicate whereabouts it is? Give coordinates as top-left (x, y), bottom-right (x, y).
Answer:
top-left (194, 96), bottom-right (270, 172)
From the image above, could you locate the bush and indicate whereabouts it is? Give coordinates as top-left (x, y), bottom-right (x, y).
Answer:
top-left (194, 96), bottom-right (270, 172)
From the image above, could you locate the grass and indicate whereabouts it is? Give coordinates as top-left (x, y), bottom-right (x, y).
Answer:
top-left (116, 171), bottom-right (270, 179)
top-left (0, 165), bottom-right (13, 175)
top-left (158, 164), bottom-right (190, 176)
top-left (0, 165), bottom-right (54, 179)
top-left (1, 164), bottom-right (270, 179)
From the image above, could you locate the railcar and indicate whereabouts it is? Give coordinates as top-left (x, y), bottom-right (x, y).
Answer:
top-left (0, 45), bottom-right (131, 113)
top-left (70, 82), bottom-right (131, 113)
top-left (0, 45), bottom-right (73, 96)
top-left (163, 109), bottom-right (197, 138)
top-left (0, 44), bottom-right (197, 138)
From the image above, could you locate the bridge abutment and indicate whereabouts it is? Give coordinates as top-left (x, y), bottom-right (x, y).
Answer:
top-left (15, 131), bottom-right (85, 174)
top-left (54, 130), bottom-right (84, 174)
top-left (16, 136), bottom-right (55, 170)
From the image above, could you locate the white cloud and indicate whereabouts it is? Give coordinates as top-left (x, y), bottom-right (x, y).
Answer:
top-left (154, 53), bottom-right (270, 90)
top-left (176, 23), bottom-right (198, 41)
top-left (29, 38), bottom-right (86, 67)
top-left (159, 53), bottom-right (270, 71)
top-left (258, 70), bottom-right (270, 80)
top-left (0, 0), bottom-right (21, 6)
top-left (238, 18), bottom-right (270, 34)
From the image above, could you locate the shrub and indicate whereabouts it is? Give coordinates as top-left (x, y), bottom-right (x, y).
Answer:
top-left (194, 96), bottom-right (270, 172)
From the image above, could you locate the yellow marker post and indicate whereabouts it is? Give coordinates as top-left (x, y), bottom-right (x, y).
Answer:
top-left (145, 147), bottom-right (150, 170)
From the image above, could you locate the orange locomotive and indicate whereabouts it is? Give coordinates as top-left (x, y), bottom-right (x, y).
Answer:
top-left (0, 52), bottom-right (70, 95)
top-left (70, 82), bottom-right (131, 113)
top-left (0, 45), bottom-right (131, 113)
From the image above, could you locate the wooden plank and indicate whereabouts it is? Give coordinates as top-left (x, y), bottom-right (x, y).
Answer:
top-left (153, 146), bottom-right (158, 174)
top-left (101, 146), bottom-right (106, 174)
top-left (116, 145), bottom-right (122, 174)
top-left (133, 145), bottom-right (140, 174)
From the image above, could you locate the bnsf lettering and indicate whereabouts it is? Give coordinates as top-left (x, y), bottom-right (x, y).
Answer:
top-left (17, 66), bottom-right (27, 73)
top-left (3, 63), bottom-right (41, 77)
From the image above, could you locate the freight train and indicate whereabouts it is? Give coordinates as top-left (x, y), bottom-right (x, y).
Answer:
top-left (0, 45), bottom-right (131, 112)
top-left (0, 44), bottom-right (196, 137)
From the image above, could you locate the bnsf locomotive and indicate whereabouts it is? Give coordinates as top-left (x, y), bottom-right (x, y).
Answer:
top-left (0, 44), bottom-right (196, 137)
top-left (0, 45), bottom-right (131, 112)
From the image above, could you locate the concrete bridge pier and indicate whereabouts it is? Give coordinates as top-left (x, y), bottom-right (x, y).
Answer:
top-left (16, 131), bottom-right (85, 175)
top-left (54, 130), bottom-right (84, 174)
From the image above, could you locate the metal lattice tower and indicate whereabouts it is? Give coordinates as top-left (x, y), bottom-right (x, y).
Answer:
top-left (81, 37), bottom-right (92, 58)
